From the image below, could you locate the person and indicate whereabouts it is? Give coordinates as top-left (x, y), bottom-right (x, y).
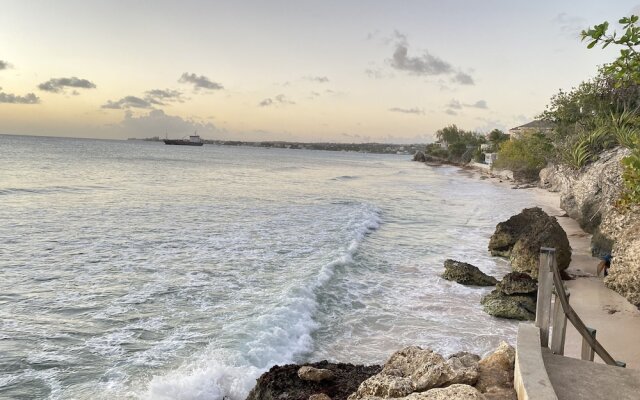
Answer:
top-left (597, 254), bottom-right (612, 277)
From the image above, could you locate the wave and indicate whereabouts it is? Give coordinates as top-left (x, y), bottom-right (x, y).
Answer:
top-left (142, 204), bottom-right (382, 400)
top-left (330, 175), bottom-right (359, 181)
top-left (0, 185), bottom-right (111, 196)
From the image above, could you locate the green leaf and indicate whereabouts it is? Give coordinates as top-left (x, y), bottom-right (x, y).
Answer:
top-left (587, 40), bottom-right (598, 49)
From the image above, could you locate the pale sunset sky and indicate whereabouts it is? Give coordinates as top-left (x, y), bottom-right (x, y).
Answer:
top-left (1, 1), bottom-right (638, 143)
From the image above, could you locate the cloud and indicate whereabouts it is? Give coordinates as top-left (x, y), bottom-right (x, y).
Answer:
top-left (390, 44), bottom-right (453, 76)
top-left (303, 76), bottom-right (329, 83)
top-left (388, 107), bottom-right (425, 115)
top-left (452, 71), bottom-right (474, 85)
top-left (0, 60), bottom-right (9, 70)
top-left (38, 77), bottom-right (96, 93)
top-left (447, 99), bottom-right (488, 111)
top-left (102, 96), bottom-right (153, 109)
top-left (466, 100), bottom-right (488, 109)
top-left (385, 32), bottom-right (474, 84)
top-left (106, 109), bottom-right (220, 138)
top-left (178, 72), bottom-right (223, 91)
top-left (0, 88), bottom-right (40, 104)
top-left (258, 94), bottom-right (295, 107)
top-left (552, 12), bottom-right (587, 38)
top-left (144, 88), bottom-right (184, 105)
top-left (445, 109), bottom-right (458, 116)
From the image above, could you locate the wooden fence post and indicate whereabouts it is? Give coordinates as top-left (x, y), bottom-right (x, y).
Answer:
top-left (550, 291), bottom-right (569, 355)
top-left (536, 248), bottom-right (555, 347)
top-left (581, 327), bottom-right (596, 361)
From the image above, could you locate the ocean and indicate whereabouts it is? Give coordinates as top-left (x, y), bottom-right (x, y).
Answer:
top-left (0, 135), bottom-right (539, 399)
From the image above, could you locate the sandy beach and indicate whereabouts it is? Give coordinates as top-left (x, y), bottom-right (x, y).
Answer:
top-left (474, 169), bottom-right (640, 369)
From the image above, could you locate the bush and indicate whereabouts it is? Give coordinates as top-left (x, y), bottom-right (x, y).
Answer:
top-left (494, 133), bottom-right (552, 181)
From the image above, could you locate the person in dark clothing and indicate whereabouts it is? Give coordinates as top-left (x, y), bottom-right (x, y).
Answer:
top-left (597, 254), bottom-right (612, 277)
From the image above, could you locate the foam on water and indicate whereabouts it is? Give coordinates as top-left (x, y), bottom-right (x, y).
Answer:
top-left (142, 205), bottom-right (381, 400)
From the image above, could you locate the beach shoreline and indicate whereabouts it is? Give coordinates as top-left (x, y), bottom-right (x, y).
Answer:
top-left (458, 165), bottom-right (640, 369)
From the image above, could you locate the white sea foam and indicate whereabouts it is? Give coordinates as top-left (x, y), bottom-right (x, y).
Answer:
top-left (141, 204), bottom-right (382, 400)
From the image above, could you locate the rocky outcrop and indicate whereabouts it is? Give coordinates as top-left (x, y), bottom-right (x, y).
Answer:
top-left (480, 290), bottom-right (536, 321)
top-left (475, 342), bottom-right (517, 400)
top-left (413, 151), bottom-right (427, 162)
top-left (299, 366), bottom-right (336, 382)
top-left (488, 207), bottom-right (571, 278)
top-left (495, 272), bottom-right (537, 295)
top-left (602, 205), bottom-right (640, 306)
top-left (539, 147), bottom-right (640, 306)
top-left (348, 347), bottom-right (480, 400)
top-left (247, 361), bottom-right (381, 400)
top-left (442, 260), bottom-right (498, 286)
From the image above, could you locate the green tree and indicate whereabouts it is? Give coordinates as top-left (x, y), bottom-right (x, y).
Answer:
top-left (488, 129), bottom-right (509, 143)
top-left (494, 133), bottom-right (552, 181)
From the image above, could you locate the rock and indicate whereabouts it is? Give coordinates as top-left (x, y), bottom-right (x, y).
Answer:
top-left (488, 207), bottom-right (571, 278)
top-left (413, 151), bottom-right (427, 162)
top-left (299, 366), bottom-right (335, 382)
top-left (310, 394), bottom-right (332, 400)
top-left (475, 342), bottom-right (515, 395)
top-left (480, 290), bottom-right (536, 321)
top-left (405, 384), bottom-right (486, 400)
top-left (481, 388), bottom-right (516, 400)
top-left (349, 347), bottom-right (479, 400)
top-left (603, 205), bottom-right (640, 306)
top-left (495, 272), bottom-right (537, 295)
top-left (442, 260), bottom-right (498, 286)
top-left (247, 360), bottom-right (381, 400)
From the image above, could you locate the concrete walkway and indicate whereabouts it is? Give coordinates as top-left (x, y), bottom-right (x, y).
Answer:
top-left (543, 348), bottom-right (640, 400)
top-left (532, 188), bottom-right (640, 369)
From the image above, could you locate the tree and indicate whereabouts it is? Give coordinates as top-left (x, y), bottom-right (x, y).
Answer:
top-left (488, 129), bottom-right (509, 143)
top-left (435, 124), bottom-right (465, 144)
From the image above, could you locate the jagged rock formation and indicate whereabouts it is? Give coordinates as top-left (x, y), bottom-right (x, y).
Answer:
top-left (346, 343), bottom-right (516, 400)
top-left (442, 259), bottom-right (498, 286)
top-left (539, 147), bottom-right (640, 306)
top-left (495, 272), bottom-right (537, 296)
top-left (488, 207), bottom-right (571, 278)
top-left (247, 361), bottom-right (381, 400)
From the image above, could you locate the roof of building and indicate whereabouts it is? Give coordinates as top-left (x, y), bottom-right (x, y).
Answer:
top-left (509, 120), bottom-right (556, 131)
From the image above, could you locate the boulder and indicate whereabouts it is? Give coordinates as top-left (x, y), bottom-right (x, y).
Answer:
top-left (348, 347), bottom-right (479, 400)
top-left (442, 260), bottom-right (498, 286)
top-left (495, 272), bottom-right (537, 295)
top-left (480, 290), bottom-right (536, 321)
top-left (488, 207), bottom-right (571, 278)
top-left (247, 360), bottom-right (381, 400)
top-left (475, 342), bottom-right (515, 397)
top-left (299, 366), bottom-right (335, 382)
top-left (604, 206), bottom-right (640, 306)
top-left (404, 384), bottom-right (486, 400)
top-left (413, 151), bottom-right (427, 162)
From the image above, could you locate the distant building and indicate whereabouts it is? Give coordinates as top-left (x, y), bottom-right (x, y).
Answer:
top-left (508, 120), bottom-right (555, 139)
top-left (480, 143), bottom-right (492, 151)
top-left (485, 153), bottom-right (498, 166)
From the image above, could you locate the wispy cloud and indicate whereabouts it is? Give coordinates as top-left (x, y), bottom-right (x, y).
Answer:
top-left (452, 71), bottom-right (474, 85)
top-left (38, 77), bottom-right (96, 93)
top-left (388, 107), bottom-right (425, 115)
top-left (258, 94), bottom-right (295, 107)
top-left (552, 12), bottom-right (587, 38)
top-left (102, 96), bottom-right (153, 109)
top-left (0, 87), bottom-right (40, 104)
top-left (144, 89), bottom-right (184, 105)
top-left (0, 60), bottom-right (10, 70)
top-left (178, 72), bottom-right (223, 91)
top-left (446, 98), bottom-right (488, 112)
top-left (445, 109), bottom-right (457, 116)
top-left (303, 76), bottom-right (329, 83)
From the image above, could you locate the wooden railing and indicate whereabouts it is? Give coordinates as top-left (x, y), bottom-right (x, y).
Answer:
top-left (536, 247), bottom-right (625, 367)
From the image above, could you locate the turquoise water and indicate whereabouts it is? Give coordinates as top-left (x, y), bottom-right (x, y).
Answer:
top-left (0, 135), bottom-right (538, 399)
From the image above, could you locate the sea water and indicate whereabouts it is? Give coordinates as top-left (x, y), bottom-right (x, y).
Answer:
top-left (0, 135), bottom-right (539, 399)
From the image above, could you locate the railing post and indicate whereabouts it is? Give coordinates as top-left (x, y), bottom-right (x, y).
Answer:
top-left (550, 292), bottom-right (569, 355)
top-left (536, 248), bottom-right (555, 347)
top-left (581, 327), bottom-right (596, 361)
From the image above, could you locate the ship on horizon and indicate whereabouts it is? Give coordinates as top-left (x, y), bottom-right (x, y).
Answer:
top-left (163, 132), bottom-right (204, 146)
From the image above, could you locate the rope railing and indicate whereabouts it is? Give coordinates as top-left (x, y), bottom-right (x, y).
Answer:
top-left (536, 247), bottom-right (623, 367)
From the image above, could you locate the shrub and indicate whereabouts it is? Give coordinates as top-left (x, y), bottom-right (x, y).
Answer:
top-left (494, 133), bottom-right (552, 181)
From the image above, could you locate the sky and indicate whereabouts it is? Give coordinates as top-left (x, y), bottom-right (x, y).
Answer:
top-left (1, 0), bottom-right (639, 143)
